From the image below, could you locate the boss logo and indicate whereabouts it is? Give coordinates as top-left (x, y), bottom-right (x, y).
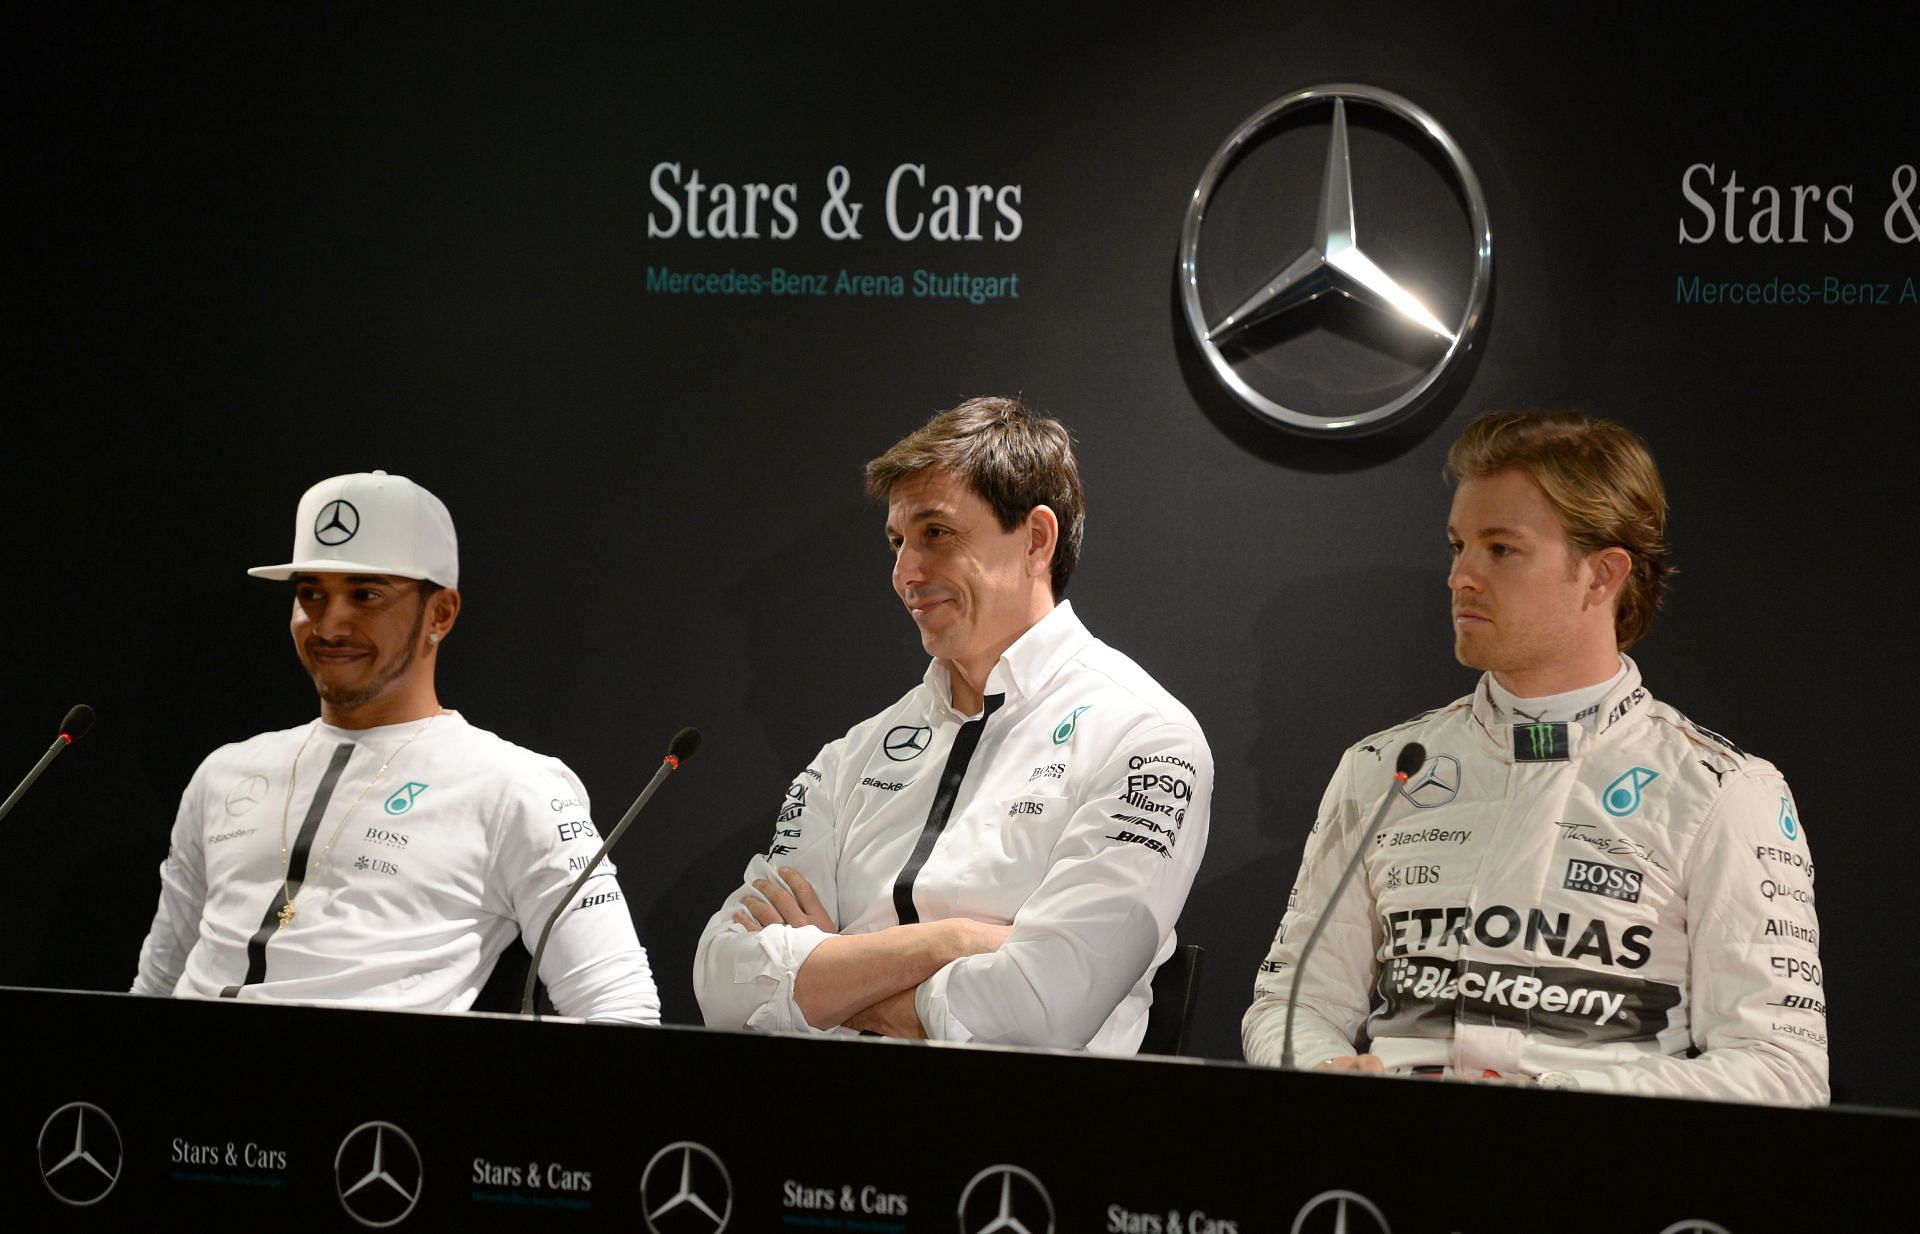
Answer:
top-left (1564, 858), bottom-right (1644, 904)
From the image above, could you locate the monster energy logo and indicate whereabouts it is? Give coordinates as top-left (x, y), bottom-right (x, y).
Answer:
top-left (1514, 721), bottom-right (1569, 762)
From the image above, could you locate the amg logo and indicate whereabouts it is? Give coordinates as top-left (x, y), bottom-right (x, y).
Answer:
top-left (1564, 858), bottom-right (1643, 903)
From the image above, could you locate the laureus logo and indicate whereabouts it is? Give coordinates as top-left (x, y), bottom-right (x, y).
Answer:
top-left (1178, 83), bottom-right (1492, 436)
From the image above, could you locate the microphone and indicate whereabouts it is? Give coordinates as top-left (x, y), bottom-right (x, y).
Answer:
top-left (521, 727), bottom-right (702, 1017)
top-left (0, 705), bottom-right (96, 827)
top-left (1281, 741), bottom-right (1426, 1071)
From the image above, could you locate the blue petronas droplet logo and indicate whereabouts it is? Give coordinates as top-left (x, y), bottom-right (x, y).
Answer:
top-left (1779, 798), bottom-right (1799, 841)
top-left (1602, 766), bottom-right (1660, 817)
top-left (384, 782), bottom-right (429, 815)
top-left (1052, 705), bottom-right (1092, 745)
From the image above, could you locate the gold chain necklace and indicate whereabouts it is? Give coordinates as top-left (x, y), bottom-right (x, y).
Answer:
top-left (276, 710), bottom-right (443, 929)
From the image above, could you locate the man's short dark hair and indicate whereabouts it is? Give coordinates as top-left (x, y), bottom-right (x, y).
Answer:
top-left (865, 396), bottom-right (1086, 599)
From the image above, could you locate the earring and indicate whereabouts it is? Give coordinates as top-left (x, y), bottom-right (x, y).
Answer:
top-left (428, 633), bottom-right (441, 644)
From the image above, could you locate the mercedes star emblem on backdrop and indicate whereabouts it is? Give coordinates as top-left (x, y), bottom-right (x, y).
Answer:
top-left (956, 1163), bottom-right (1054, 1234)
top-left (1658, 1222), bottom-right (1735, 1234)
top-left (1291, 1188), bottom-right (1392, 1234)
top-left (641, 1140), bottom-right (732, 1234)
top-left (884, 724), bottom-right (933, 761)
top-left (1179, 83), bottom-right (1492, 436)
top-left (314, 499), bottom-right (361, 545)
top-left (37, 1101), bottom-right (123, 1207)
top-left (334, 1120), bottom-right (423, 1228)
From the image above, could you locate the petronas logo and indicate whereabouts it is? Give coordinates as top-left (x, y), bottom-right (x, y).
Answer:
top-left (1052, 706), bottom-right (1092, 745)
top-left (384, 782), bottom-right (429, 815)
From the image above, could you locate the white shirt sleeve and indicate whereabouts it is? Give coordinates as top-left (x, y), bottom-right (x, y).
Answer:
top-left (1243, 749), bottom-right (1375, 1068)
top-left (491, 761), bottom-right (660, 1025)
top-left (132, 760), bottom-right (211, 996)
top-left (1558, 773), bottom-right (1829, 1104)
top-left (693, 743), bottom-right (845, 1034)
top-left (916, 720), bottom-right (1212, 1049)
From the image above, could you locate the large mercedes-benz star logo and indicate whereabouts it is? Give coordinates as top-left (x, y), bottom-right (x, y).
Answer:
top-left (1291, 1189), bottom-right (1391, 1234)
top-left (37, 1101), bottom-right (122, 1207)
top-left (334, 1120), bottom-right (423, 1228)
top-left (314, 499), bottom-right (361, 546)
top-left (640, 1140), bottom-right (732, 1233)
top-left (1179, 83), bottom-right (1492, 436)
top-left (1657, 1222), bottom-right (1734, 1234)
top-left (225, 774), bottom-right (270, 815)
top-left (956, 1163), bottom-right (1054, 1234)
top-left (1400, 754), bottom-right (1461, 809)
top-left (884, 725), bottom-right (933, 762)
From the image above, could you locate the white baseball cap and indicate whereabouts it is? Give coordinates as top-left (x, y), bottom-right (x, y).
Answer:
top-left (249, 470), bottom-right (459, 588)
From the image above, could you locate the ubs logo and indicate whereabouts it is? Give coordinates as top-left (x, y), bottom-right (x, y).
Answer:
top-left (641, 1140), bottom-right (732, 1233)
top-left (37, 1101), bottom-right (122, 1207)
top-left (334, 1120), bottom-right (423, 1228)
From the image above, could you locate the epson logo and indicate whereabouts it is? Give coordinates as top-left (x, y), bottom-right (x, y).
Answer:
top-left (1124, 773), bottom-right (1191, 800)
top-left (1564, 858), bottom-right (1643, 903)
top-left (1770, 955), bottom-right (1823, 987)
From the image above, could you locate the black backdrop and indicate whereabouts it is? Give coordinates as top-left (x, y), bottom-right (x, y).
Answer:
top-left (5, 5), bottom-right (1909, 1106)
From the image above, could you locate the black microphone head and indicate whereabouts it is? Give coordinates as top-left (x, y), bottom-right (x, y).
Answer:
top-left (1395, 742), bottom-right (1427, 777)
top-left (667, 727), bottom-right (702, 764)
top-left (61, 704), bottom-right (96, 742)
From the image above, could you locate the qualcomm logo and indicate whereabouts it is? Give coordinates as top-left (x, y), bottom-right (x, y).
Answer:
top-left (641, 1140), bottom-right (732, 1233)
top-left (1602, 766), bottom-right (1660, 817)
top-left (1399, 754), bottom-right (1460, 808)
top-left (334, 1120), bottom-right (423, 1228)
top-left (957, 1163), bottom-right (1054, 1234)
top-left (37, 1101), bottom-right (123, 1207)
top-left (1179, 84), bottom-right (1492, 437)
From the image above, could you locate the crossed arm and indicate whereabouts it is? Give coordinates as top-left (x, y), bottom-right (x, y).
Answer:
top-left (734, 867), bottom-right (1011, 1037)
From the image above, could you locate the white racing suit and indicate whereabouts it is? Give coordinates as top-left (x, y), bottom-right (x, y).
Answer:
top-left (1243, 660), bottom-right (1827, 1103)
top-left (694, 601), bottom-right (1213, 1054)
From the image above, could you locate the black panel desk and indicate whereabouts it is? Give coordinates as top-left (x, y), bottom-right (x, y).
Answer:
top-left (4, 988), bottom-right (1909, 1232)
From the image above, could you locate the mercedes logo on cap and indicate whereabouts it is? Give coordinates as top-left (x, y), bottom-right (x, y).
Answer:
top-left (640, 1140), bottom-right (732, 1234)
top-left (1400, 753), bottom-right (1462, 809)
top-left (37, 1101), bottom-right (122, 1207)
top-left (314, 499), bottom-right (361, 546)
top-left (225, 774), bottom-right (270, 815)
top-left (1658, 1222), bottom-right (1734, 1234)
top-left (1291, 1189), bottom-right (1391, 1234)
top-left (884, 725), bottom-right (933, 762)
top-left (1179, 83), bottom-right (1492, 436)
top-left (956, 1163), bottom-right (1053, 1234)
top-left (334, 1120), bottom-right (423, 1228)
